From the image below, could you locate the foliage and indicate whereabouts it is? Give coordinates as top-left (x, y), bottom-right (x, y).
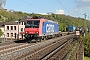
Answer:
top-left (0, 9), bottom-right (28, 22)
top-left (0, 30), bottom-right (3, 37)
top-left (0, 9), bottom-right (90, 56)
top-left (0, 9), bottom-right (90, 31)
top-left (80, 34), bottom-right (90, 57)
top-left (84, 56), bottom-right (90, 60)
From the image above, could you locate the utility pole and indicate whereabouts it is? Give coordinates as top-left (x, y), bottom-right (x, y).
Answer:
top-left (83, 13), bottom-right (87, 27)
top-left (0, 0), bottom-right (6, 8)
top-left (15, 19), bottom-right (20, 40)
top-left (88, 14), bottom-right (90, 34)
top-left (83, 13), bottom-right (87, 36)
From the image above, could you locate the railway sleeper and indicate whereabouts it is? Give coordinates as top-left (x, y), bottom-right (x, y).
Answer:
top-left (21, 39), bottom-right (69, 59)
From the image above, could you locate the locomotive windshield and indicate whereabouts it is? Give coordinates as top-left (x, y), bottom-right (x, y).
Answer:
top-left (25, 20), bottom-right (40, 28)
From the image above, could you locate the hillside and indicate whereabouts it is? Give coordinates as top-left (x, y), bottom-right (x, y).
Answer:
top-left (0, 9), bottom-right (90, 31)
top-left (0, 9), bottom-right (90, 58)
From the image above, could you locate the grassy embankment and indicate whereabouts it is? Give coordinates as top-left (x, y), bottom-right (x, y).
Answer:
top-left (80, 34), bottom-right (90, 59)
top-left (84, 56), bottom-right (90, 60)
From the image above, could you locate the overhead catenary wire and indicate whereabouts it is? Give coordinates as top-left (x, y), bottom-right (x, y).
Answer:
top-left (57, 0), bottom-right (70, 13)
top-left (19, 0), bottom-right (47, 12)
top-left (19, 0), bottom-right (70, 15)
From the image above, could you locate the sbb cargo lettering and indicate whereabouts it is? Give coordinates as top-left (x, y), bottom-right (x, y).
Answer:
top-left (46, 24), bottom-right (54, 33)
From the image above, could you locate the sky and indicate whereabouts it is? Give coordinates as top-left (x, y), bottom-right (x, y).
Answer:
top-left (2, 0), bottom-right (90, 20)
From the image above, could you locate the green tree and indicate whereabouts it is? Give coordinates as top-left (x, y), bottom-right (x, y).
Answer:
top-left (81, 35), bottom-right (90, 57)
top-left (0, 29), bottom-right (3, 37)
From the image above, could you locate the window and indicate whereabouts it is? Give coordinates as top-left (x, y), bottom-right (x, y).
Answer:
top-left (7, 33), bottom-right (9, 37)
top-left (21, 28), bottom-right (23, 31)
top-left (25, 20), bottom-right (40, 28)
top-left (14, 33), bottom-right (16, 38)
top-left (7, 26), bottom-right (9, 30)
top-left (22, 22), bottom-right (24, 25)
top-left (14, 26), bottom-right (16, 30)
top-left (11, 33), bottom-right (13, 37)
top-left (11, 26), bottom-right (13, 30)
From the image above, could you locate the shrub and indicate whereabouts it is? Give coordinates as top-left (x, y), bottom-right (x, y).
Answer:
top-left (80, 34), bottom-right (90, 57)
top-left (0, 31), bottom-right (3, 37)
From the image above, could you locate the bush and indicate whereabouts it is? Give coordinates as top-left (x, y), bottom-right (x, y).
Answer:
top-left (84, 56), bottom-right (90, 60)
top-left (80, 34), bottom-right (90, 57)
top-left (0, 31), bottom-right (3, 37)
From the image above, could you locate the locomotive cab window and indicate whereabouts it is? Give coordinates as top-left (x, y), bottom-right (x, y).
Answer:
top-left (25, 20), bottom-right (40, 28)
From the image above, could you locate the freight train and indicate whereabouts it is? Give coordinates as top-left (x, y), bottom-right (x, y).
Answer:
top-left (21, 16), bottom-right (62, 41)
top-left (67, 26), bottom-right (76, 32)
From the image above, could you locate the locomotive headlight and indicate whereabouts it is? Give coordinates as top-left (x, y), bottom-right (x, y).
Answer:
top-left (36, 32), bottom-right (38, 34)
top-left (26, 32), bottom-right (28, 33)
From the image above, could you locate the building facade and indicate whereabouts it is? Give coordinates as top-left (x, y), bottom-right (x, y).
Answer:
top-left (4, 22), bottom-right (25, 39)
top-left (0, 16), bottom-right (32, 39)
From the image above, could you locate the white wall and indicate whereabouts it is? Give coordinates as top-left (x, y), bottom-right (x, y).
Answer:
top-left (4, 23), bottom-right (25, 39)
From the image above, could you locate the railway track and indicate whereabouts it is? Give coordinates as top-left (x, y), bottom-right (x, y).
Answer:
top-left (0, 34), bottom-right (76, 60)
top-left (19, 35), bottom-right (75, 60)
top-left (0, 43), bottom-right (31, 56)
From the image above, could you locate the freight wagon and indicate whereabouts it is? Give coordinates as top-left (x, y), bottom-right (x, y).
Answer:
top-left (67, 26), bottom-right (76, 32)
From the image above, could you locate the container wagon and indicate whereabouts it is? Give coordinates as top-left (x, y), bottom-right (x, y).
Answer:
top-left (67, 26), bottom-right (76, 32)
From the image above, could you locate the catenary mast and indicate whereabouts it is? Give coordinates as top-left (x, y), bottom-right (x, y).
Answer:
top-left (0, 0), bottom-right (6, 8)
